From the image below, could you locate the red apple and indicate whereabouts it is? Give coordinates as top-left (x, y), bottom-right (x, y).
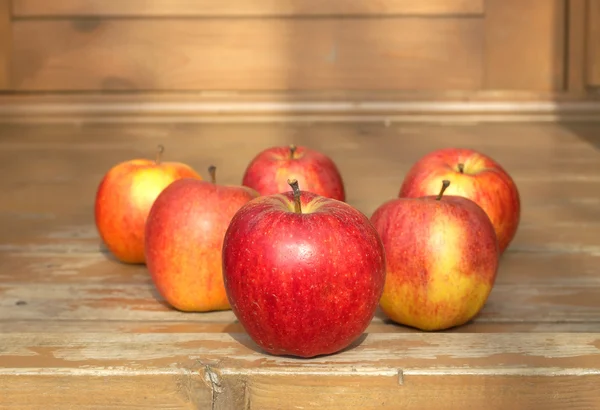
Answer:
top-left (371, 180), bottom-right (499, 331)
top-left (222, 179), bottom-right (385, 358)
top-left (95, 145), bottom-right (202, 264)
top-left (241, 144), bottom-right (345, 201)
top-left (398, 147), bottom-right (520, 254)
top-left (144, 166), bottom-right (259, 312)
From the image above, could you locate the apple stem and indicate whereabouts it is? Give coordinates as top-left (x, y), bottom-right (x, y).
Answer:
top-left (208, 165), bottom-right (216, 184)
top-left (457, 163), bottom-right (465, 173)
top-left (436, 180), bottom-right (451, 200)
top-left (155, 144), bottom-right (164, 164)
top-left (287, 178), bottom-right (302, 214)
top-left (289, 144), bottom-right (297, 159)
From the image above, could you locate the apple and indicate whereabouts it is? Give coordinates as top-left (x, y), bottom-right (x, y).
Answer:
top-left (144, 166), bottom-right (259, 312)
top-left (222, 179), bottom-right (386, 358)
top-left (371, 180), bottom-right (499, 331)
top-left (398, 147), bottom-right (520, 254)
top-left (241, 144), bottom-right (346, 201)
top-left (94, 145), bottom-right (202, 264)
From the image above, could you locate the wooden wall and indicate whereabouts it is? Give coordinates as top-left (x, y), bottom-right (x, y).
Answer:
top-left (0, 0), bottom-right (599, 105)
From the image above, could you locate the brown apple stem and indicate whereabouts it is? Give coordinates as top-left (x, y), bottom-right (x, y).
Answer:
top-left (289, 144), bottom-right (297, 159)
top-left (457, 163), bottom-right (465, 173)
top-left (436, 180), bottom-right (451, 200)
top-left (155, 144), bottom-right (165, 164)
top-left (208, 165), bottom-right (217, 184)
top-left (288, 178), bottom-right (302, 214)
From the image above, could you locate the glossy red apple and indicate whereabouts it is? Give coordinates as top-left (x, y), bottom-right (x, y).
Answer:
top-left (144, 166), bottom-right (259, 312)
top-left (241, 144), bottom-right (345, 201)
top-left (398, 147), bottom-right (520, 253)
top-left (222, 179), bottom-right (385, 358)
top-left (371, 180), bottom-right (499, 331)
top-left (95, 145), bottom-right (202, 264)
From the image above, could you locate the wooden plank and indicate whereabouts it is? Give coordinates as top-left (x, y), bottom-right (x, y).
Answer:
top-left (566, 0), bottom-right (588, 93)
top-left (10, 18), bottom-right (484, 91)
top-left (1, 332), bottom-right (600, 408)
top-left (484, 0), bottom-right (567, 91)
top-left (0, 0), bottom-right (10, 89)
top-left (12, 0), bottom-right (485, 17)
top-left (587, 0), bottom-right (600, 86)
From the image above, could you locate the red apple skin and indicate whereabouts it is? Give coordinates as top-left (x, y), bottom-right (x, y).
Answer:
top-left (398, 148), bottom-right (520, 254)
top-left (94, 155), bottom-right (201, 264)
top-left (222, 190), bottom-right (386, 358)
top-left (241, 145), bottom-right (345, 201)
top-left (370, 193), bottom-right (499, 331)
top-left (144, 177), bottom-right (259, 312)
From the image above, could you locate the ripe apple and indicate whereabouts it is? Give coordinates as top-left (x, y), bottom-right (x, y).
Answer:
top-left (222, 179), bottom-right (386, 358)
top-left (398, 147), bottom-right (520, 254)
top-left (94, 145), bottom-right (202, 264)
top-left (371, 180), bottom-right (499, 331)
top-left (144, 166), bottom-right (259, 312)
top-left (241, 144), bottom-right (346, 201)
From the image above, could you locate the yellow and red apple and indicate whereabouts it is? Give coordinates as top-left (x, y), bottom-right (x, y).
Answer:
top-left (371, 180), bottom-right (499, 331)
top-left (144, 166), bottom-right (259, 312)
top-left (94, 145), bottom-right (201, 264)
top-left (398, 147), bottom-right (520, 254)
top-left (242, 144), bottom-right (346, 201)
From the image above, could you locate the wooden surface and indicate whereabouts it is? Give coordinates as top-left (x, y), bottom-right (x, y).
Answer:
top-left (1, 120), bottom-right (600, 408)
top-left (11, 0), bottom-right (485, 17)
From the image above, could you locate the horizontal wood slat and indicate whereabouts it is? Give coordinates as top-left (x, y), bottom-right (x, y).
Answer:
top-left (11, 19), bottom-right (484, 91)
top-left (12, 0), bottom-right (485, 17)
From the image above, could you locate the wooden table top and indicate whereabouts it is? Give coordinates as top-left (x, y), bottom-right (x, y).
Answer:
top-left (1, 121), bottom-right (600, 409)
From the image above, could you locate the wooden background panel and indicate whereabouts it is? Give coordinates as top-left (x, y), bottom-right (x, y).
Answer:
top-left (11, 0), bottom-right (484, 17)
top-left (587, 0), bottom-right (600, 87)
top-left (11, 18), bottom-right (484, 92)
top-left (484, 0), bottom-right (566, 91)
top-left (0, 0), bottom-right (10, 89)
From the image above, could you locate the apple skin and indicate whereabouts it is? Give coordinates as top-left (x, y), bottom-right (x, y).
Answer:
top-left (370, 185), bottom-right (499, 331)
top-left (222, 187), bottom-right (386, 358)
top-left (241, 144), bottom-right (346, 201)
top-left (94, 148), bottom-right (201, 264)
top-left (398, 148), bottom-right (520, 254)
top-left (144, 174), bottom-right (259, 312)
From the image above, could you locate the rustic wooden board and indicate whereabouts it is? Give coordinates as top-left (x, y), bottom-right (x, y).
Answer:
top-left (1, 121), bottom-right (600, 408)
top-left (10, 18), bottom-right (483, 91)
top-left (12, 0), bottom-right (485, 17)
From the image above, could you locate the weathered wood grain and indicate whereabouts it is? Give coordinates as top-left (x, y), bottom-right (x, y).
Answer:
top-left (12, 0), bottom-right (485, 17)
top-left (2, 332), bottom-right (600, 408)
top-left (11, 18), bottom-right (484, 91)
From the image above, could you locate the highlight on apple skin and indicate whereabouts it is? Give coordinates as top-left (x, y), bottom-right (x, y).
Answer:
top-left (222, 179), bottom-right (386, 358)
top-left (94, 145), bottom-right (202, 264)
top-left (241, 144), bottom-right (346, 201)
top-left (371, 180), bottom-right (500, 331)
top-left (398, 147), bottom-right (520, 254)
top-left (144, 166), bottom-right (260, 312)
